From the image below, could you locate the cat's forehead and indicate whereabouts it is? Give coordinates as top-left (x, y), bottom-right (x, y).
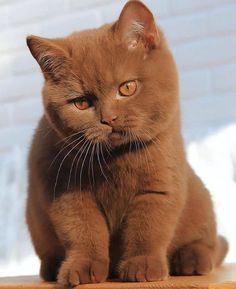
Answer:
top-left (68, 27), bottom-right (146, 85)
top-left (69, 26), bottom-right (116, 64)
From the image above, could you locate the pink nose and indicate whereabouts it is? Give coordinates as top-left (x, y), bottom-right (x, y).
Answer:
top-left (101, 116), bottom-right (117, 127)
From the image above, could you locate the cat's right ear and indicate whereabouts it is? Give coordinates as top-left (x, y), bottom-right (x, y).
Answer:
top-left (115, 0), bottom-right (160, 51)
top-left (26, 35), bottom-right (69, 81)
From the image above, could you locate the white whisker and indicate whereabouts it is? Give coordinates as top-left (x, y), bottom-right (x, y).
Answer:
top-left (73, 138), bottom-right (90, 190)
top-left (49, 133), bottom-right (84, 169)
top-left (66, 137), bottom-right (89, 190)
top-left (88, 142), bottom-right (96, 191)
top-left (79, 140), bottom-right (92, 192)
top-left (53, 136), bottom-right (85, 197)
top-left (96, 142), bottom-right (110, 185)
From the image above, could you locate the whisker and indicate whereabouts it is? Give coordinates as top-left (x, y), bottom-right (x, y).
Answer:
top-left (79, 140), bottom-right (92, 192)
top-left (128, 128), bottom-right (132, 155)
top-left (88, 142), bottom-right (96, 191)
top-left (137, 134), bottom-right (151, 173)
top-left (66, 137), bottom-right (88, 190)
top-left (53, 136), bottom-right (85, 198)
top-left (142, 129), bottom-right (163, 156)
top-left (55, 130), bottom-right (83, 146)
top-left (135, 133), bottom-right (142, 166)
top-left (49, 134), bottom-right (85, 170)
top-left (100, 143), bottom-right (110, 171)
top-left (130, 130), bottom-right (141, 164)
top-left (125, 128), bottom-right (134, 168)
top-left (104, 141), bottom-right (112, 157)
top-left (96, 142), bottom-right (110, 185)
top-left (73, 138), bottom-right (90, 189)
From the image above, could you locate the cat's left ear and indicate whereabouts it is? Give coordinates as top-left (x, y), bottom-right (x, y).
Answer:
top-left (115, 0), bottom-right (160, 50)
top-left (26, 35), bottom-right (69, 81)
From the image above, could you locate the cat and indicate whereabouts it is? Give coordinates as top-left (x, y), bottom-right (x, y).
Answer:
top-left (26, 0), bottom-right (228, 286)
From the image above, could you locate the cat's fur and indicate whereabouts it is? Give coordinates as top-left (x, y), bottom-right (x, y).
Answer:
top-left (26, 0), bottom-right (228, 286)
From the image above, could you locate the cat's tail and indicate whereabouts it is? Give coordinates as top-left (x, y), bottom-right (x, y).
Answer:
top-left (214, 235), bottom-right (229, 266)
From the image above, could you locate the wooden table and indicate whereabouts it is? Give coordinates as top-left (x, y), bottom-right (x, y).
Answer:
top-left (0, 264), bottom-right (235, 289)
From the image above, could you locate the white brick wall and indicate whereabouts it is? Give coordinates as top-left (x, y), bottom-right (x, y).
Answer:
top-left (0, 0), bottom-right (236, 154)
top-left (0, 0), bottom-right (236, 273)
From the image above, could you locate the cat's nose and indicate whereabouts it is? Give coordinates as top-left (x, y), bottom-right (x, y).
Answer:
top-left (101, 116), bottom-right (117, 127)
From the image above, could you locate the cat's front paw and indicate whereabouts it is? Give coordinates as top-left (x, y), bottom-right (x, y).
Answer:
top-left (57, 257), bottom-right (108, 286)
top-left (171, 243), bottom-right (214, 276)
top-left (118, 256), bottom-right (169, 282)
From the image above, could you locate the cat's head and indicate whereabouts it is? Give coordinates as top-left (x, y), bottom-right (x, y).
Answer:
top-left (27, 0), bottom-right (179, 149)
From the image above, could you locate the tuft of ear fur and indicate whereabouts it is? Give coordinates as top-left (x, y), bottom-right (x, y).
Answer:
top-left (115, 0), bottom-right (160, 50)
top-left (26, 35), bottom-right (69, 81)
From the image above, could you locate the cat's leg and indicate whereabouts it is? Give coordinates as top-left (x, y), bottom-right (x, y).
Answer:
top-left (170, 241), bottom-right (214, 275)
top-left (118, 193), bottom-right (183, 282)
top-left (170, 168), bottom-right (228, 276)
top-left (26, 201), bottom-right (65, 281)
top-left (170, 236), bottom-right (228, 275)
top-left (50, 192), bottom-right (109, 286)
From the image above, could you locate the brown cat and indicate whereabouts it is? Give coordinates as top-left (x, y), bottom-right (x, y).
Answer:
top-left (26, 0), bottom-right (228, 286)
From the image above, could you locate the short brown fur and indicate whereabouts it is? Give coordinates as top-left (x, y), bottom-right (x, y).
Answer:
top-left (26, 0), bottom-right (228, 286)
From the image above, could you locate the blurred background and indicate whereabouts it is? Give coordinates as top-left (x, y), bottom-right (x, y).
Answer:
top-left (0, 0), bottom-right (236, 277)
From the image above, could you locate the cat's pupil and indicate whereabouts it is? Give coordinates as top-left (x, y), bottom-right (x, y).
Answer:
top-left (119, 80), bottom-right (137, 96)
top-left (74, 98), bottom-right (90, 110)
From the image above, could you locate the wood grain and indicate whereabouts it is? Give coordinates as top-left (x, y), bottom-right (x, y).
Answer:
top-left (0, 264), bottom-right (235, 289)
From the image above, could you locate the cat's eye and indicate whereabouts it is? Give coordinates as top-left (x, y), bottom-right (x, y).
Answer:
top-left (74, 97), bottom-right (91, 110)
top-left (119, 80), bottom-right (137, 97)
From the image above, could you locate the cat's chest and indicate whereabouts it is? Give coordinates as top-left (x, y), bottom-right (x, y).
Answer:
top-left (95, 170), bottom-right (138, 233)
top-left (92, 150), bottom-right (163, 232)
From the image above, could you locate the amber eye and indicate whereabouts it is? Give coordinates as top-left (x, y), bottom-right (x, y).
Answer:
top-left (119, 80), bottom-right (137, 97)
top-left (74, 98), bottom-right (90, 110)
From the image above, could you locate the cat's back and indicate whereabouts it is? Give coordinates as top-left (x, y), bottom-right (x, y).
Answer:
top-left (28, 116), bottom-right (58, 168)
top-left (27, 116), bottom-right (61, 202)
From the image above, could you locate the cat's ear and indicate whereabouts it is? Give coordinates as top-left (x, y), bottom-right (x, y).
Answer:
top-left (26, 35), bottom-right (69, 81)
top-left (115, 0), bottom-right (160, 50)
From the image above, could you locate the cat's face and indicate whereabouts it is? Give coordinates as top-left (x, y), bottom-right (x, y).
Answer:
top-left (27, 0), bottom-right (178, 149)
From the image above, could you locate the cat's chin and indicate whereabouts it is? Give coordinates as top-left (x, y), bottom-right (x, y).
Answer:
top-left (108, 132), bottom-right (125, 147)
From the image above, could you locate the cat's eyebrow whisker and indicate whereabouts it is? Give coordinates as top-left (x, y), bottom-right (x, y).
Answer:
top-left (68, 69), bottom-right (84, 85)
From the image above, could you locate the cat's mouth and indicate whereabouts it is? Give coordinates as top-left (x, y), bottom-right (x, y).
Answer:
top-left (109, 132), bottom-right (122, 141)
top-left (108, 129), bottom-right (123, 141)
top-left (107, 128), bottom-right (126, 145)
